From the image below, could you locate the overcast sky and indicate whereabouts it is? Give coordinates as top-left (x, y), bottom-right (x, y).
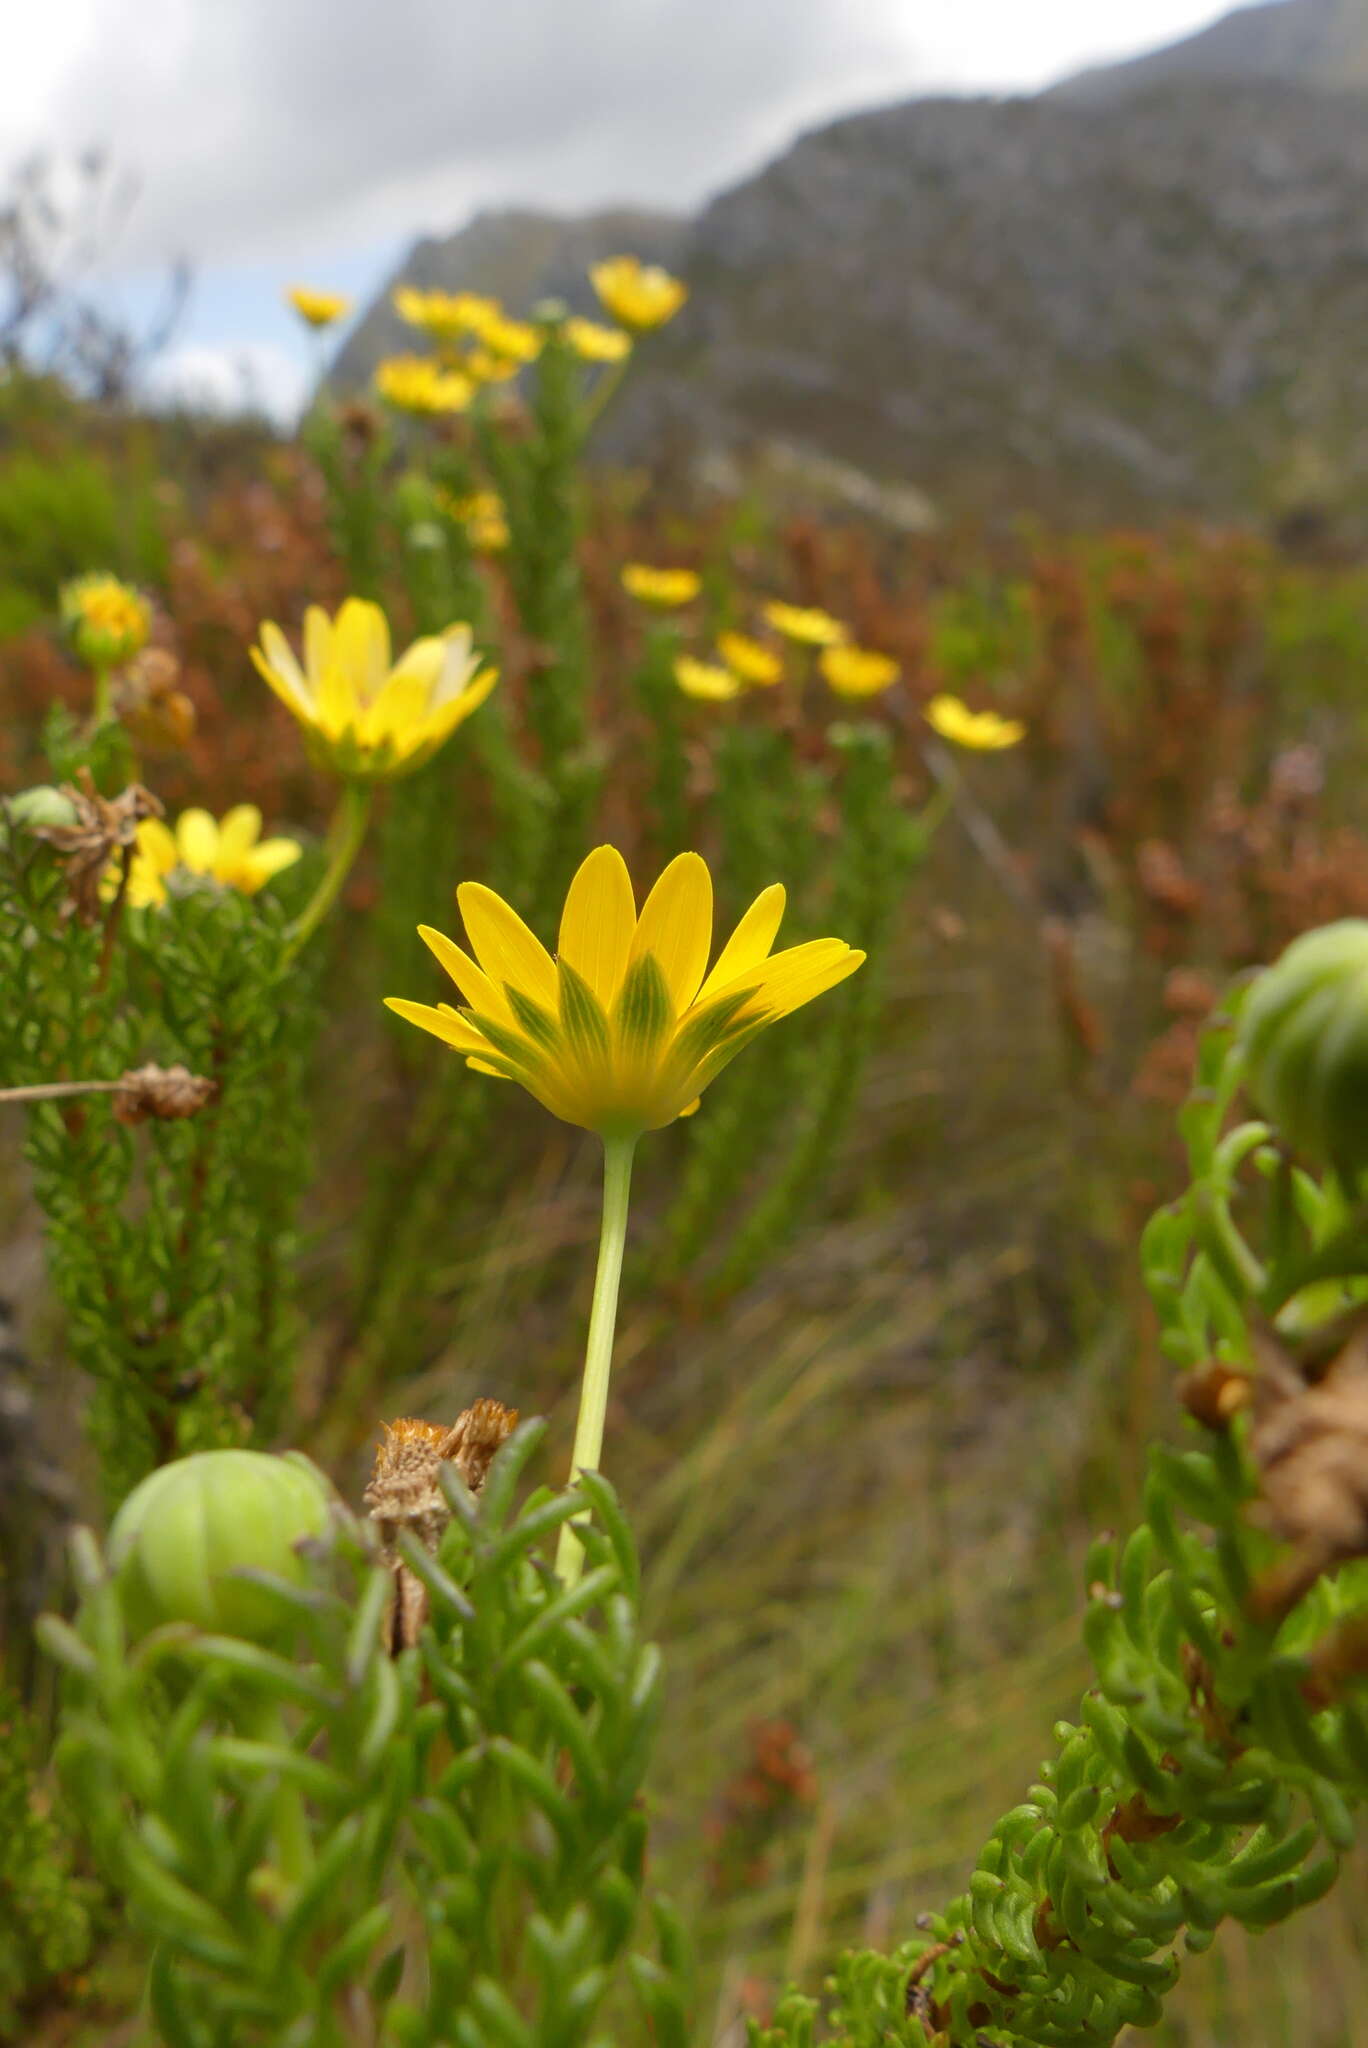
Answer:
top-left (4, 0), bottom-right (1252, 413)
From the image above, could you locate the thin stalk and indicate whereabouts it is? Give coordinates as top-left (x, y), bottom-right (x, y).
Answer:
top-left (91, 663), bottom-right (113, 723)
top-left (555, 1133), bottom-right (637, 1585)
top-left (284, 779), bottom-right (373, 963)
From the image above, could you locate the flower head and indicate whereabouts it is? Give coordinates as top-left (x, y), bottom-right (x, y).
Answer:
top-left (392, 286), bottom-right (498, 340)
top-left (127, 805), bottom-right (302, 909)
top-left (463, 347), bottom-right (520, 384)
top-left (675, 655), bottom-right (742, 702)
top-left (469, 309), bottom-right (541, 363)
top-left (621, 564), bottom-right (700, 608)
top-left (566, 316), bottom-right (633, 364)
top-left (590, 256), bottom-right (688, 332)
top-left (386, 846), bottom-right (864, 1138)
top-left (287, 286), bottom-right (351, 330)
top-left (374, 354), bottom-right (474, 414)
top-left (925, 693), bottom-right (1025, 751)
top-left (762, 600), bottom-right (848, 648)
top-left (60, 572), bottom-right (151, 669)
top-left (717, 630), bottom-right (782, 687)
top-left (251, 597), bottom-right (498, 780)
top-left (820, 646), bottom-right (900, 699)
top-left (446, 490), bottom-right (511, 553)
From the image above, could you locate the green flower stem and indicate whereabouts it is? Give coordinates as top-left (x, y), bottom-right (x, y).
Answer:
top-left (284, 779), bottom-right (373, 963)
top-left (581, 355), bottom-right (631, 431)
top-left (91, 663), bottom-right (113, 723)
top-left (556, 1133), bottom-right (637, 1586)
top-left (237, 1693), bottom-right (311, 1893)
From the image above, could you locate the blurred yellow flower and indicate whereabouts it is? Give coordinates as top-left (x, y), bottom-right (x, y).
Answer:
top-left (127, 806), bottom-right (301, 909)
top-left (716, 630), bottom-right (782, 687)
top-left (386, 845), bottom-right (864, 1137)
top-left (374, 355), bottom-right (474, 414)
top-left (286, 286), bottom-right (352, 330)
top-left (820, 646), bottom-right (900, 699)
top-left (675, 655), bottom-right (742, 702)
top-left (621, 564), bottom-right (700, 608)
top-left (762, 600), bottom-right (848, 648)
top-left (250, 598), bottom-right (498, 780)
top-left (392, 287), bottom-right (498, 340)
top-left (925, 693), bottom-right (1025, 751)
top-left (463, 347), bottom-right (520, 384)
top-left (60, 573), bottom-right (152, 670)
top-left (565, 316), bottom-right (633, 363)
top-left (443, 490), bottom-right (511, 552)
top-left (590, 256), bottom-right (688, 332)
top-left (469, 309), bottom-right (541, 362)
top-left (671, 655), bottom-right (737, 704)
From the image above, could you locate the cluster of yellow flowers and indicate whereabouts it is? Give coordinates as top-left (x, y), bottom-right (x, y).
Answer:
top-left (614, 565), bottom-right (1026, 744)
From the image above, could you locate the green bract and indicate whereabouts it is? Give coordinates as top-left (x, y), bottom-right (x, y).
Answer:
top-left (107, 1450), bottom-right (334, 1643)
top-left (1239, 919), bottom-right (1368, 1176)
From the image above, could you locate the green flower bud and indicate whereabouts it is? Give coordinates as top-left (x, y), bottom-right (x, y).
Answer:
top-left (1239, 920), bottom-right (1368, 1176)
top-left (59, 572), bottom-right (151, 671)
top-left (107, 1451), bottom-right (334, 1644)
top-left (2, 786), bottom-right (80, 834)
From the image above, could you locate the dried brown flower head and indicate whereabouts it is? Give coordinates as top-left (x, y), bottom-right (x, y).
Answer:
top-left (364, 1399), bottom-right (519, 1651)
top-left (113, 648), bottom-right (197, 752)
top-left (28, 769), bottom-right (162, 923)
top-left (112, 1063), bottom-right (219, 1125)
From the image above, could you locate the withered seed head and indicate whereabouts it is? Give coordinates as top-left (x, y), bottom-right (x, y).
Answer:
top-left (113, 1063), bottom-right (219, 1125)
top-left (28, 769), bottom-right (163, 924)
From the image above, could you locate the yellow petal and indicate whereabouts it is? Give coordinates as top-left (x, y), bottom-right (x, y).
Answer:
top-left (418, 923), bottom-right (516, 1027)
top-left (241, 839), bottom-right (301, 889)
top-left (216, 805), bottom-right (263, 865)
top-left (629, 852), bottom-right (712, 1013)
top-left (697, 884), bottom-right (786, 1002)
top-left (333, 598), bottom-right (391, 703)
top-left (745, 942), bottom-right (865, 1020)
top-left (135, 817), bottom-right (179, 875)
top-left (557, 846), bottom-right (637, 1010)
top-left (175, 809), bottom-right (219, 874)
top-left (457, 882), bottom-right (558, 1008)
top-left (383, 997), bottom-right (493, 1057)
top-left (303, 606), bottom-right (333, 688)
top-left (252, 630), bottom-right (312, 719)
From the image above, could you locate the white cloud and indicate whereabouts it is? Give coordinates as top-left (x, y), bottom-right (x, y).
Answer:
top-left (140, 341), bottom-right (308, 422)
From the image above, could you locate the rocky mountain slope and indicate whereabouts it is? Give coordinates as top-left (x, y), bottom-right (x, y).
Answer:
top-left (1053, 0), bottom-right (1368, 105)
top-left (333, 0), bottom-right (1368, 525)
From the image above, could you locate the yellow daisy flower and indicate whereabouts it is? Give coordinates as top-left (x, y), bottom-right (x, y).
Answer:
top-left (565, 316), bottom-right (633, 364)
top-left (925, 693), bottom-right (1025, 751)
top-left (127, 806), bottom-right (301, 909)
top-left (374, 355), bottom-right (474, 415)
top-left (467, 309), bottom-right (541, 363)
top-left (762, 600), bottom-right (848, 648)
top-left (621, 564), bottom-right (701, 608)
top-left (716, 630), bottom-right (782, 687)
top-left (286, 286), bottom-right (351, 330)
top-left (675, 655), bottom-right (742, 702)
top-left (60, 573), bottom-right (151, 670)
top-left (385, 846), bottom-right (864, 1138)
top-left (463, 347), bottom-right (521, 384)
top-left (820, 646), bottom-right (901, 699)
top-left (589, 256), bottom-right (688, 332)
top-left (392, 287), bottom-right (499, 340)
top-left (250, 598), bottom-right (498, 781)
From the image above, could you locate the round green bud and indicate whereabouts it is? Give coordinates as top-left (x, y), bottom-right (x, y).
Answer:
top-left (108, 1450), bottom-right (334, 1644)
top-left (1239, 920), bottom-right (1368, 1176)
top-left (4, 786), bottom-right (80, 833)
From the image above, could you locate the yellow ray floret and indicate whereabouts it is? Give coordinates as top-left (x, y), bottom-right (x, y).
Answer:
top-left (820, 645), bottom-right (900, 699)
top-left (287, 286), bottom-right (352, 330)
top-left (126, 806), bottom-right (301, 909)
top-left (590, 256), bottom-right (688, 332)
top-left (250, 597), bottom-right (498, 780)
top-left (716, 630), bottom-right (782, 686)
top-left (385, 846), bottom-right (864, 1137)
top-left (925, 693), bottom-right (1025, 751)
top-left (762, 600), bottom-right (849, 647)
top-left (621, 563), bottom-right (701, 608)
top-left (675, 655), bottom-right (742, 702)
